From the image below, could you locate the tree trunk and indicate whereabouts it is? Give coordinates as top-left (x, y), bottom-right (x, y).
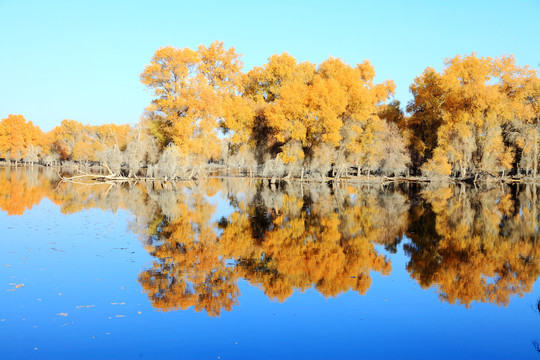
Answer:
top-left (534, 126), bottom-right (539, 177)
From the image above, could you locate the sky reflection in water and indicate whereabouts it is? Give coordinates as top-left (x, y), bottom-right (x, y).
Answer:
top-left (1, 167), bottom-right (540, 359)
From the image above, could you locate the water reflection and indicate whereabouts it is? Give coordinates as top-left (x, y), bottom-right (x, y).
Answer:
top-left (405, 184), bottom-right (540, 307)
top-left (1, 166), bottom-right (539, 316)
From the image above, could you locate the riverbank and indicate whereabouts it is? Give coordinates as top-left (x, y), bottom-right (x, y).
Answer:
top-left (2, 161), bottom-right (539, 184)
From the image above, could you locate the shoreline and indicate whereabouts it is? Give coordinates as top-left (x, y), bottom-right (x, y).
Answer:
top-left (1, 162), bottom-right (538, 184)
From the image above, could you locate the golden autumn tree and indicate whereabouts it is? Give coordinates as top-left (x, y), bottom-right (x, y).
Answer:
top-left (406, 68), bottom-right (446, 171)
top-left (238, 53), bottom-right (316, 169)
top-left (0, 114), bottom-right (44, 162)
top-left (264, 71), bottom-right (347, 172)
top-left (241, 54), bottom-right (407, 178)
top-left (94, 124), bottom-right (130, 151)
top-left (244, 52), bottom-right (316, 104)
top-left (318, 58), bottom-right (405, 177)
top-left (497, 57), bottom-right (540, 176)
top-left (45, 119), bottom-right (131, 164)
top-left (140, 41), bottom-right (244, 168)
top-left (407, 54), bottom-right (539, 178)
top-left (47, 119), bottom-right (88, 161)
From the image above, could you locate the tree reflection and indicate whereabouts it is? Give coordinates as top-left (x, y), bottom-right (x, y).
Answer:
top-left (0, 167), bottom-right (58, 215)
top-left (137, 185), bottom-right (240, 316)
top-left (405, 184), bottom-right (540, 306)
top-left (2, 167), bottom-right (540, 315)
top-left (137, 181), bottom-right (403, 314)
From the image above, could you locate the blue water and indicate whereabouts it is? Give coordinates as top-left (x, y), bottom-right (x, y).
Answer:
top-left (1, 180), bottom-right (540, 359)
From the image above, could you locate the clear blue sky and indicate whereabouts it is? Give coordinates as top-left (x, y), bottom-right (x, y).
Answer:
top-left (1, 0), bottom-right (539, 131)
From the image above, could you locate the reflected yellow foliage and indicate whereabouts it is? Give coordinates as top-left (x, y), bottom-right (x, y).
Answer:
top-left (137, 182), bottom-right (400, 313)
top-left (405, 184), bottom-right (540, 306)
top-left (0, 167), bottom-right (55, 215)
top-left (137, 188), bottom-right (240, 316)
top-left (2, 168), bottom-right (540, 314)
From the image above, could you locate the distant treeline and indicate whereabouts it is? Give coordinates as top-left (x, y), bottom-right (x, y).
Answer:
top-left (1, 42), bottom-right (539, 181)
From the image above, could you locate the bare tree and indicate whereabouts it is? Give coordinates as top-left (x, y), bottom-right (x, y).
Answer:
top-left (23, 145), bottom-right (41, 166)
top-left (125, 126), bottom-right (159, 177)
top-left (99, 145), bottom-right (123, 176)
top-left (378, 122), bottom-right (411, 176)
top-left (156, 144), bottom-right (182, 180)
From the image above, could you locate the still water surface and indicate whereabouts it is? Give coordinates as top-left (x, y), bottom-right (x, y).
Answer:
top-left (1, 167), bottom-right (540, 359)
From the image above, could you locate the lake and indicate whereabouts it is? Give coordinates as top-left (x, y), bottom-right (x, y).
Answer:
top-left (1, 166), bottom-right (539, 359)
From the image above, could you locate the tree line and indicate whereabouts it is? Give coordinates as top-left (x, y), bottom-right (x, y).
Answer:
top-left (1, 42), bottom-right (539, 180)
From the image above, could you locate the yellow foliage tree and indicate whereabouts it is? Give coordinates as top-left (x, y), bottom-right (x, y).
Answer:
top-left (0, 114), bottom-right (44, 162)
top-left (408, 54), bottom-right (539, 178)
top-left (140, 41), bottom-right (244, 164)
